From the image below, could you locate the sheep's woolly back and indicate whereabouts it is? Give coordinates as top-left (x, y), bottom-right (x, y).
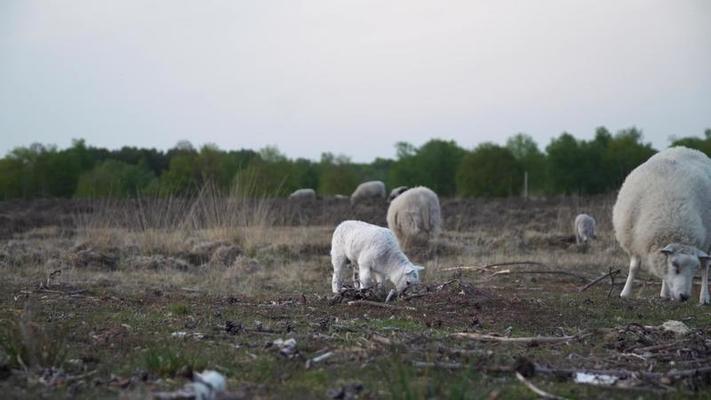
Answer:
top-left (574, 213), bottom-right (596, 242)
top-left (288, 188), bottom-right (316, 200)
top-left (331, 220), bottom-right (413, 271)
top-left (612, 146), bottom-right (711, 278)
top-left (350, 181), bottom-right (386, 205)
top-left (386, 186), bottom-right (441, 247)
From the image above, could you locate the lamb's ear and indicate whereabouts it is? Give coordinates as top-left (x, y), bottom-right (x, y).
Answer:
top-left (660, 245), bottom-right (675, 255)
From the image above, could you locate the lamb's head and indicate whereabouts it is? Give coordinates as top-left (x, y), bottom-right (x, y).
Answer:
top-left (394, 264), bottom-right (424, 292)
top-left (659, 244), bottom-right (709, 302)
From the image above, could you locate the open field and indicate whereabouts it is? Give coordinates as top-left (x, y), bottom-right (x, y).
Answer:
top-left (1, 196), bottom-right (711, 399)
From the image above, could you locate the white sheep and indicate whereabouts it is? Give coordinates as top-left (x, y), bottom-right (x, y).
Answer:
top-left (386, 186), bottom-right (441, 248)
top-left (330, 220), bottom-right (424, 293)
top-left (350, 181), bottom-right (386, 205)
top-left (388, 186), bottom-right (409, 202)
top-left (574, 213), bottom-right (596, 245)
top-left (613, 146), bottom-right (711, 303)
top-left (288, 188), bottom-right (316, 200)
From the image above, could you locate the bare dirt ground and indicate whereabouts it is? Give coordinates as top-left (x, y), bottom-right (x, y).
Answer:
top-left (1, 196), bottom-right (711, 399)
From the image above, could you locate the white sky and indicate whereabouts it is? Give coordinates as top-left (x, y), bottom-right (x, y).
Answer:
top-left (1, 1), bottom-right (710, 162)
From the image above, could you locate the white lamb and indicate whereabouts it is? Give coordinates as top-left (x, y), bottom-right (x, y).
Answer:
top-left (330, 220), bottom-right (424, 294)
top-left (288, 188), bottom-right (316, 200)
top-left (574, 213), bottom-right (596, 245)
top-left (350, 181), bottom-right (386, 205)
top-left (386, 186), bottom-right (441, 248)
top-left (388, 186), bottom-right (409, 202)
top-left (613, 146), bottom-right (711, 304)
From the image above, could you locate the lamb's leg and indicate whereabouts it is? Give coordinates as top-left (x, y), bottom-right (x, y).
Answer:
top-left (352, 264), bottom-right (360, 290)
top-left (701, 262), bottom-right (710, 305)
top-left (331, 254), bottom-right (348, 294)
top-left (576, 233), bottom-right (581, 246)
top-left (358, 262), bottom-right (373, 290)
top-left (620, 256), bottom-right (640, 298)
top-left (660, 280), bottom-right (670, 299)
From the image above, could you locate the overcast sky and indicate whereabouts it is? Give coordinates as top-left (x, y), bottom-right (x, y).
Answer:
top-left (1, 1), bottom-right (710, 162)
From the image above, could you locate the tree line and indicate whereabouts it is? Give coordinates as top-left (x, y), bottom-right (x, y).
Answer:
top-left (0, 127), bottom-right (709, 200)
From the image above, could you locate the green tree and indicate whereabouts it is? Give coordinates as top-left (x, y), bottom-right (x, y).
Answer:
top-left (389, 139), bottom-right (466, 196)
top-left (506, 133), bottom-right (546, 194)
top-left (76, 160), bottom-right (155, 197)
top-left (456, 143), bottom-right (523, 197)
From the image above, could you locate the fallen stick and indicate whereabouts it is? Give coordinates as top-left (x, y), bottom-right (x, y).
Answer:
top-left (488, 270), bottom-right (590, 282)
top-left (451, 332), bottom-right (581, 344)
top-left (516, 372), bottom-right (569, 400)
top-left (578, 268), bottom-right (621, 292)
top-left (346, 300), bottom-right (416, 311)
top-left (443, 261), bottom-right (549, 272)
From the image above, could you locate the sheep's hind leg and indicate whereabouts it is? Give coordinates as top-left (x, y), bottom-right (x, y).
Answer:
top-left (620, 256), bottom-right (640, 298)
top-left (701, 262), bottom-right (710, 305)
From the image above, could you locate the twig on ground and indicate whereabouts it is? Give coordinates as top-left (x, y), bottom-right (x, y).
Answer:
top-left (451, 332), bottom-right (583, 344)
top-left (608, 266), bottom-right (617, 298)
top-left (488, 270), bottom-right (590, 282)
top-left (578, 268), bottom-right (621, 292)
top-left (442, 261), bottom-right (549, 273)
top-left (346, 300), bottom-right (416, 311)
top-left (516, 372), bottom-right (570, 400)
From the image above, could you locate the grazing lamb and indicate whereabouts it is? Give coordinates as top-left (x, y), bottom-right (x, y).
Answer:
top-left (613, 147), bottom-right (711, 303)
top-left (350, 181), bottom-right (386, 205)
top-left (386, 186), bottom-right (441, 248)
top-left (288, 188), bottom-right (316, 200)
top-left (574, 213), bottom-right (596, 245)
top-left (388, 186), bottom-right (409, 202)
top-left (330, 220), bottom-right (424, 294)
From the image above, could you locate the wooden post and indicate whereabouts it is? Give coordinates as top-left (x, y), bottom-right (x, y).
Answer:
top-left (523, 171), bottom-right (528, 200)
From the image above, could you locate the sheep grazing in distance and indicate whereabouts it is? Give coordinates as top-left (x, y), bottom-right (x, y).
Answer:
top-left (574, 213), bottom-right (596, 245)
top-left (387, 186), bottom-right (441, 249)
top-left (334, 194), bottom-right (348, 200)
top-left (388, 186), bottom-right (409, 202)
top-left (613, 146), bottom-right (711, 304)
top-left (350, 180), bottom-right (386, 205)
top-left (330, 220), bottom-right (424, 294)
top-left (288, 188), bottom-right (316, 200)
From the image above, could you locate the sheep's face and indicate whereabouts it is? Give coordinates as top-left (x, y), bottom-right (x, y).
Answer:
top-left (660, 244), bottom-right (709, 302)
top-left (397, 265), bottom-right (424, 291)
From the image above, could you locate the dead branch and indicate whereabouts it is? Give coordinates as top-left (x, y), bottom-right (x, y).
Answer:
top-left (451, 332), bottom-right (582, 344)
top-left (346, 300), bottom-right (416, 311)
top-left (516, 372), bottom-right (570, 400)
top-left (443, 261), bottom-right (549, 273)
top-left (578, 268), bottom-right (622, 292)
top-left (488, 270), bottom-right (590, 282)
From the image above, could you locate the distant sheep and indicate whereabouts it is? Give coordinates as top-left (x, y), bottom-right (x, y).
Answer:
top-left (386, 186), bottom-right (441, 248)
top-left (388, 186), bottom-right (409, 202)
top-left (334, 194), bottom-right (349, 200)
top-left (288, 188), bottom-right (316, 200)
top-left (574, 213), bottom-right (596, 245)
top-left (350, 181), bottom-right (386, 205)
top-left (330, 220), bottom-right (424, 293)
top-left (613, 147), bottom-right (711, 304)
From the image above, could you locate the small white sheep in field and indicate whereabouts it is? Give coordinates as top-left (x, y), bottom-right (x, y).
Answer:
top-left (613, 146), bottom-right (711, 303)
top-left (574, 213), bottom-right (596, 245)
top-left (330, 220), bottom-right (424, 294)
top-left (386, 186), bottom-right (441, 248)
top-left (350, 181), bottom-right (386, 205)
top-left (288, 188), bottom-right (316, 200)
top-left (388, 186), bottom-right (409, 202)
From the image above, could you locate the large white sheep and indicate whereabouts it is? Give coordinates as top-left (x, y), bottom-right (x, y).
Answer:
top-left (388, 186), bottom-right (409, 202)
top-left (350, 181), bottom-right (386, 205)
top-left (574, 213), bottom-right (596, 245)
top-left (613, 147), bottom-right (711, 303)
top-left (386, 186), bottom-right (441, 248)
top-left (330, 220), bottom-right (424, 294)
top-left (288, 188), bottom-right (316, 200)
